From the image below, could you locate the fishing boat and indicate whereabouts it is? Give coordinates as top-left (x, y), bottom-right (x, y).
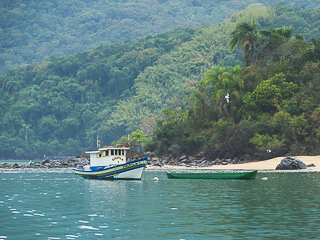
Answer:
top-left (73, 146), bottom-right (148, 180)
top-left (166, 170), bottom-right (258, 180)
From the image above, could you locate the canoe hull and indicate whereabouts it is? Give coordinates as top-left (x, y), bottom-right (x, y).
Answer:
top-left (166, 170), bottom-right (258, 180)
top-left (74, 157), bottom-right (148, 180)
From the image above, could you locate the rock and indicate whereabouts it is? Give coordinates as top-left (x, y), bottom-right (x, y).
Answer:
top-left (195, 152), bottom-right (204, 159)
top-left (276, 157), bottom-right (308, 170)
top-left (181, 159), bottom-right (190, 163)
top-left (240, 154), bottom-right (251, 161)
top-left (153, 162), bottom-right (162, 167)
top-left (307, 163), bottom-right (315, 167)
top-left (52, 161), bottom-right (62, 167)
top-left (12, 163), bottom-right (20, 168)
top-left (200, 160), bottom-right (207, 166)
top-left (147, 152), bottom-right (154, 157)
top-left (162, 159), bottom-right (169, 164)
top-left (41, 159), bottom-right (51, 165)
top-left (179, 155), bottom-right (187, 161)
top-left (1, 163), bottom-right (11, 168)
top-left (75, 158), bottom-right (89, 166)
top-left (168, 160), bottom-right (175, 165)
top-left (232, 157), bottom-right (239, 164)
top-left (33, 162), bottom-right (41, 167)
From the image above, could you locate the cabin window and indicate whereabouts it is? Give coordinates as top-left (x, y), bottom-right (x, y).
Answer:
top-left (97, 153), bottom-right (102, 158)
top-left (111, 149), bottom-right (114, 155)
top-left (103, 151), bottom-right (106, 157)
top-left (122, 150), bottom-right (124, 155)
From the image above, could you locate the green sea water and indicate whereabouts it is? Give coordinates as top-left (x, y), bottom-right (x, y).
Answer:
top-left (0, 165), bottom-right (320, 239)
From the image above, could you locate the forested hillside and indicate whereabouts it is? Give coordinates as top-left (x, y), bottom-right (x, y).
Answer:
top-left (1, 4), bottom-right (320, 159)
top-left (1, 0), bottom-right (320, 75)
top-left (146, 8), bottom-right (320, 158)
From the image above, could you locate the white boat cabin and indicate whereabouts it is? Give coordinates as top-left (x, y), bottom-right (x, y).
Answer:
top-left (86, 146), bottom-right (129, 170)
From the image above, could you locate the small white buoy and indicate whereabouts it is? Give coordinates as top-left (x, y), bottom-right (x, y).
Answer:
top-left (153, 177), bottom-right (159, 181)
top-left (262, 177), bottom-right (268, 180)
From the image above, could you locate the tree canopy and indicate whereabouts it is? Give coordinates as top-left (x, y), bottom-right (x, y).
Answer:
top-left (1, 1), bottom-right (320, 75)
top-left (1, 4), bottom-right (320, 159)
top-left (145, 21), bottom-right (320, 158)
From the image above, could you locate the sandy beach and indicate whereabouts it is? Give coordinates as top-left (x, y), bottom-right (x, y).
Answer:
top-left (147, 156), bottom-right (320, 171)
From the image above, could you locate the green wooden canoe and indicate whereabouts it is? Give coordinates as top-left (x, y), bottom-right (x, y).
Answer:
top-left (166, 170), bottom-right (258, 180)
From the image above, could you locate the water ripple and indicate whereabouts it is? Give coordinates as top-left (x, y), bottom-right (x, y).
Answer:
top-left (0, 169), bottom-right (319, 239)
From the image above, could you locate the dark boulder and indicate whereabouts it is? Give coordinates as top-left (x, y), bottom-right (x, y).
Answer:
top-left (195, 152), bottom-right (204, 160)
top-left (276, 157), bottom-right (308, 170)
top-left (232, 157), bottom-right (240, 164)
top-left (12, 163), bottom-right (20, 168)
top-left (41, 159), bottom-right (52, 165)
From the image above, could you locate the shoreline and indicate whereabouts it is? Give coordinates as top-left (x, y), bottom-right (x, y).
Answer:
top-left (146, 156), bottom-right (320, 171)
top-left (1, 156), bottom-right (320, 172)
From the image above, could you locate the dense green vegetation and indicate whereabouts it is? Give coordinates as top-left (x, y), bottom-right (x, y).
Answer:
top-left (146, 20), bottom-right (320, 158)
top-left (0, 28), bottom-right (198, 158)
top-left (1, 0), bottom-right (320, 75)
top-left (1, 4), bottom-right (320, 159)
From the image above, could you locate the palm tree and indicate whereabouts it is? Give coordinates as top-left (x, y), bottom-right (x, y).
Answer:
top-left (229, 19), bottom-right (258, 54)
top-left (188, 79), bottom-right (209, 120)
top-left (221, 65), bottom-right (245, 116)
top-left (204, 66), bottom-right (227, 116)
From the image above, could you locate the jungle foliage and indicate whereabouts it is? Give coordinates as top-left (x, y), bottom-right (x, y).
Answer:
top-left (146, 20), bottom-right (320, 158)
top-left (1, 4), bottom-right (320, 158)
top-left (1, 0), bottom-right (320, 75)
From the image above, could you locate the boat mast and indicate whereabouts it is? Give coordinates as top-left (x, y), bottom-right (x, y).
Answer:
top-left (97, 135), bottom-right (101, 149)
top-left (128, 134), bottom-right (132, 161)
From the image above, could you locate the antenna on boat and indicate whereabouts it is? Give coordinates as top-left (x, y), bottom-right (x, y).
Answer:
top-left (97, 135), bottom-right (101, 149)
top-left (128, 134), bottom-right (133, 161)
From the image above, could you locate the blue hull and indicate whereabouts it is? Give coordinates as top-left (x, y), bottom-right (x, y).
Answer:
top-left (73, 157), bottom-right (148, 180)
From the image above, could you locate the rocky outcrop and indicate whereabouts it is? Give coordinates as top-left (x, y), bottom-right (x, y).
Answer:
top-left (276, 156), bottom-right (308, 170)
top-left (145, 147), bottom-right (264, 167)
top-left (0, 158), bottom-right (89, 169)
